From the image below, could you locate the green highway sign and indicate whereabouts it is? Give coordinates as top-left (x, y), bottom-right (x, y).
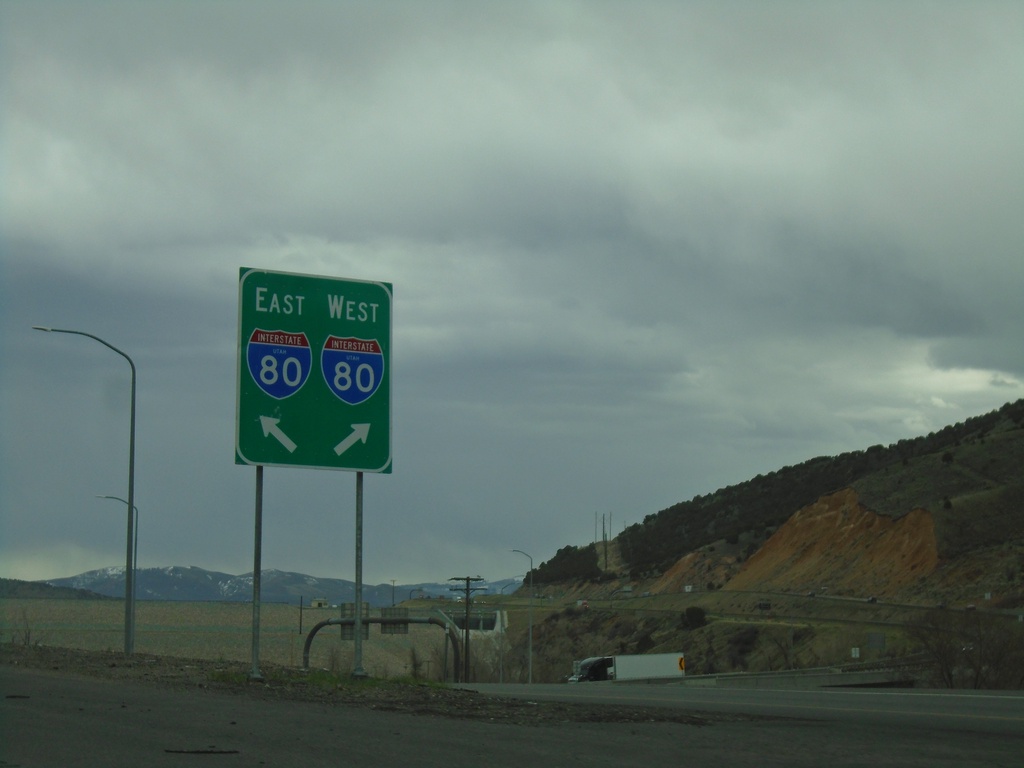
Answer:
top-left (235, 267), bottom-right (392, 472)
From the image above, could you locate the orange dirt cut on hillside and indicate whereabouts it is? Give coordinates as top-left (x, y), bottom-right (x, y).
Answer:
top-left (725, 488), bottom-right (939, 599)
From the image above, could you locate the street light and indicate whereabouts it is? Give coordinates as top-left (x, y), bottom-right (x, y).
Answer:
top-left (96, 495), bottom-right (138, 634)
top-left (510, 549), bottom-right (533, 684)
top-left (500, 578), bottom-right (524, 594)
top-left (33, 326), bottom-right (137, 656)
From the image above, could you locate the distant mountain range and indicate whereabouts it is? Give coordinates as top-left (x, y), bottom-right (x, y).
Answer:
top-left (42, 566), bottom-right (521, 607)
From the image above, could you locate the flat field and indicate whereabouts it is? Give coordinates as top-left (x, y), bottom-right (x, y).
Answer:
top-left (0, 598), bottom-right (447, 677)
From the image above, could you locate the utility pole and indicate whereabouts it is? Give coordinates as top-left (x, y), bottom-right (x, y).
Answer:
top-left (602, 514), bottom-right (608, 570)
top-left (449, 576), bottom-right (485, 683)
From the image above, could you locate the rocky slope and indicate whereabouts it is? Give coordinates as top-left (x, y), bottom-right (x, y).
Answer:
top-left (697, 487), bottom-right (1021, 608)
top-left (726, 489), bottom-right (939, 598)
top-left (577, 483), bottom-right (1023, 610)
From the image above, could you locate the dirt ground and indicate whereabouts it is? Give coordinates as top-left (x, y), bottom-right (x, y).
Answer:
top-left (0, 643), bottom-right (722, 727)
top-left (8, 643), bottom-right (1024, 768)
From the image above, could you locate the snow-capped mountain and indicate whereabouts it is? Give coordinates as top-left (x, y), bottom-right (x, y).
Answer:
top-left (43, 566), bottom-right (521, 607)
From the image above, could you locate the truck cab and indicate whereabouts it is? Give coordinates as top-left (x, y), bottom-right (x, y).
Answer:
top-left (573, 656), bottom-right (614, 682)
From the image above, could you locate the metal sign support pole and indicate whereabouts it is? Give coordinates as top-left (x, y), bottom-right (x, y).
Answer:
top-left (352, 471), bottom-right (367, 677)
top-left (250, 465), bottom-right (264, 680)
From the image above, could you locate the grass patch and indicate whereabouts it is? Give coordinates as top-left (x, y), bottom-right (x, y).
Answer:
top-left (288, 667), bottom-right (449, 692)
top-left (209, 669), bottom-right (250, 685)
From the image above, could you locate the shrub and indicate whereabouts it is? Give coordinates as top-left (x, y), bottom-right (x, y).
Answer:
top-left (681, 606), bottom-right (707, 629)
top-left (726, 626), bottom-right (759, 670)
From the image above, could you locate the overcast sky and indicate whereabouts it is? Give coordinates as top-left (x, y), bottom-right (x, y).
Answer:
top-left (2, 1), bottom-right (1022, 588)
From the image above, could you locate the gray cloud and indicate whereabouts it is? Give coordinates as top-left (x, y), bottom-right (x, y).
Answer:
top-left (2, 1), bottom-right (1022, 584)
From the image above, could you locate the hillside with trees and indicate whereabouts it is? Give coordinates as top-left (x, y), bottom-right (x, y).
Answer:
top-left (533, 399), bottom-right (1024, 586)
top-left (511, 400), bottom-right (1024, 688)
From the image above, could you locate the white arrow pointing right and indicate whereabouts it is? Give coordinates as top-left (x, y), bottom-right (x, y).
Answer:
top-left (334, 423), bottom-right (371, 456)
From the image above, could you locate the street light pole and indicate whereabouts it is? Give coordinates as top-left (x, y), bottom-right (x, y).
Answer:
top-left (34, 326), bottom-right (136, 656)
top-left (511, 549), bottom-right (533, 684)
top-left (96, 495), bottom-right (139, 637)
top-left (500, 578), bottom-right (524, 594)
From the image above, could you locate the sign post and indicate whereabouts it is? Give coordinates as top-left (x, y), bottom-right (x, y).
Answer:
top-left (236, 267), bottom-right (392, 678)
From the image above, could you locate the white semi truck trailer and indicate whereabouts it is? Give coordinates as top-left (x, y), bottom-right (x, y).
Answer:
top-left (570, 652), bottom-right (685, 682)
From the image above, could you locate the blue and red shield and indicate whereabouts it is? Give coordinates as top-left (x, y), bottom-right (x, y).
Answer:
top-left (321, 336), bottom-right (384, 405)
top-left (246, 329), bottom-right (311, 399)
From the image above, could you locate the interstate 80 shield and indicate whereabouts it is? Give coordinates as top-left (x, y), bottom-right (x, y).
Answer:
top-left (246, 329), bottom-right (312, 399)
top-left (321, 336), bottom-right (384, 405)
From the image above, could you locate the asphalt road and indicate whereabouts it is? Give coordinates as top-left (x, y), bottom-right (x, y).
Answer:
top-left (463, 682), bottom-right (1024, 737)
top-left (4, 667), bottom-right (1023, 767)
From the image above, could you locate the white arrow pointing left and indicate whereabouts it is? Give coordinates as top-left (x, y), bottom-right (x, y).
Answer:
top-left (260, 416), bottom-right (297, 453)
top-left (334, 423), bottom-right (371, 456)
